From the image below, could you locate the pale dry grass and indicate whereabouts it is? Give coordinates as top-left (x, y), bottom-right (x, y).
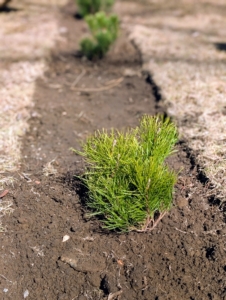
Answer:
top-left (126, 0), bottom-right (226, 200)
top-left (0, 201), bottom-right (13, 232)
top-left (0, 0), bottom-right (67, 218)
top-left (0, 11), bottom-right (63, 61)
top-left (0, 61), bottom-right (45, 186)
top-left (43, 159), bottom-right (58, 177)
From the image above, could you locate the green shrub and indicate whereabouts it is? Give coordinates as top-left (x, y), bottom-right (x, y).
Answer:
top-left (73, 115), bottom-right (178, 232)
top-left (76, 0), bottom-right (114, 17)
top-left (80, 12), bottom-right (119, 60)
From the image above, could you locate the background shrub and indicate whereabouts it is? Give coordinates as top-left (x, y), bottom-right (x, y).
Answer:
top-left (80, 11), bottom-right (119, 60)
top-left (76, 0), bottom-right (114, 17)
top-left (74, 115), bottom-right (178, 232)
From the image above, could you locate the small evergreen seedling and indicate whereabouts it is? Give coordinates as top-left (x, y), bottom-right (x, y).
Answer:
top-left (80, 12), bottom-right (119, 60)
top-left (73, 115), bottom-right (178, 232)
top-left (76, 0), bottom-right (114, 17)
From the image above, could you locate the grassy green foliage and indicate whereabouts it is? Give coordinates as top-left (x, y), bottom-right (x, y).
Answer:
top-left (80, 12), bottom-right (119, 60)
top-left (74, 115), bottom-right (178, 232)
top-left (76, 0), bottom-right (114, 17)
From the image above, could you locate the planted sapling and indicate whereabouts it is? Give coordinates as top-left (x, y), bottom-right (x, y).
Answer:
top-left (73, 115), bottom-right (178, 232)
top-left (80, 11), bottom-right (119, 59)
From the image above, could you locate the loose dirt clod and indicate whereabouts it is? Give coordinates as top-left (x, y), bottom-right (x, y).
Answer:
top-left (60, 254), bottom-right (79, 269)
top-left (60, 253), bottom-right (106, 273)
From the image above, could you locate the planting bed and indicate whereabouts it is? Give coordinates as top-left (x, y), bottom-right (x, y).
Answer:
top-left (0, 1), bottom-right (226, 300)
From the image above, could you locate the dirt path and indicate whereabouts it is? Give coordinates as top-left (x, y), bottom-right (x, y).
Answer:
top-left (1, 1), bottom-right (226, 300)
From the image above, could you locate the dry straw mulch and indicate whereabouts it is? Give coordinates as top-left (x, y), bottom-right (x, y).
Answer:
top-left (0, 0), bottom-right (67, 226)
top-left (121, 0), bottom-right (226, 201)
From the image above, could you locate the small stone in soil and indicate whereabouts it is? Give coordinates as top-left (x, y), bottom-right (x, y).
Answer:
top-left (176, 196), bottom-right (188, 208)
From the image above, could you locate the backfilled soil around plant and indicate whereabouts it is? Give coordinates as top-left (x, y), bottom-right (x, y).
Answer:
top-left (1, 1), bottom-right (226, 300)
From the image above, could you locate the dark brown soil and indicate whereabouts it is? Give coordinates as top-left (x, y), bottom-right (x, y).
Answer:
top-left (1, 2), bottom-right (226, 300)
